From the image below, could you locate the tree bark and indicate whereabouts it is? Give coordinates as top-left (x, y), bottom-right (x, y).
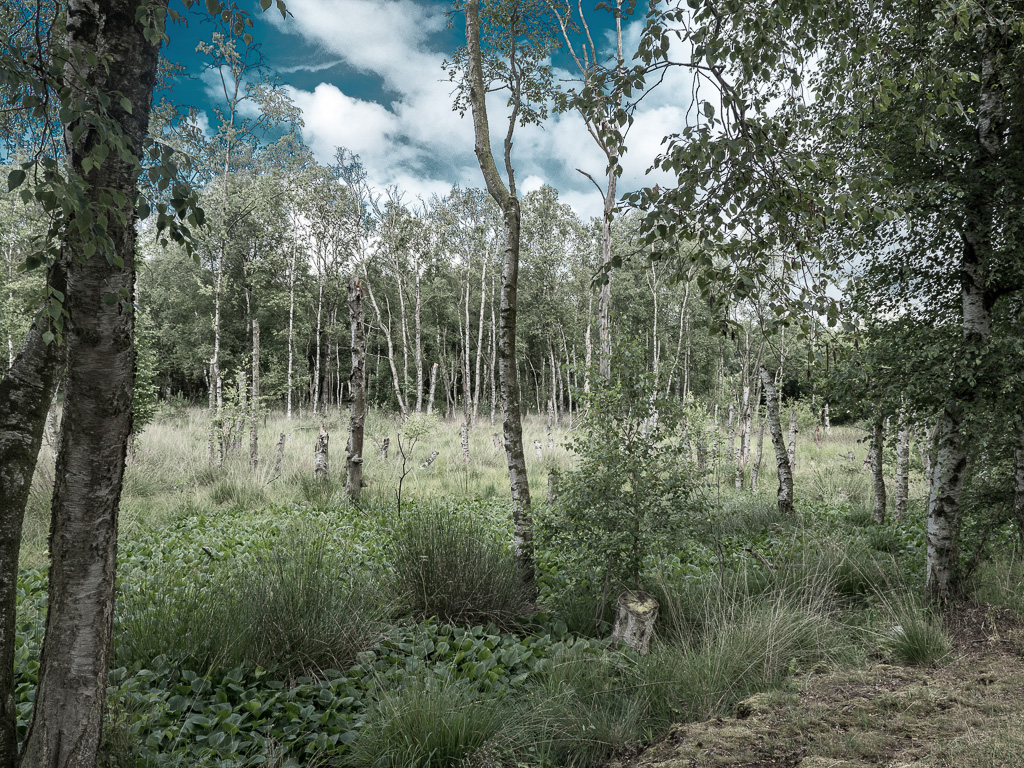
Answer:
top-left (751, 418), bottom-right (766, 493)
top-left (249, 317), bottom-right (259, 469)
top-left (314, 427), bottom-right (329, 482)
top-left (787, 407), bottom-right (798, 473)
top-left (345, 278), bottom-right (366, 503)
top-left (871, 417), bottom-right (887, 524)
top-left (1014, 426), bottom-right (1024, 546)
top-left (760, 367), bottom-right (794, 516)
top-left (895, 410), bottom-right (910, 522)
top-left (0, 261), bottom-right (67, 768)
top-left (19, 1), bottom-right (160, 762)
top-left (473, 257), bottom-right (487, 423)
top-left (465, 0), bottom-right (533, 588)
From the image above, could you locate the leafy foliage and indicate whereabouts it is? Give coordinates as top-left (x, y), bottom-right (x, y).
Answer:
top-left (550, 343), bottom-right (705, 594)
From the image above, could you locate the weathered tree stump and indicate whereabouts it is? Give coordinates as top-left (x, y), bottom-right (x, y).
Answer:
top-left (380, 437), bottom-right (389, 460)
top-left (420, 450), bottom-right (439, 469)
top-left (610, 590), bottom-right (659, 656)
top-left (273, 432), bottom-right (286, 476)
top-left (546, 470), bottom-right (559, 504)
top-left (314, 426), bottom-right (329, 481)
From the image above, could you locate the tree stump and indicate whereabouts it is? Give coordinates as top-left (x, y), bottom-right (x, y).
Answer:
top-left (273, 432), bottom-right (286, 476)
top-left (546, 470), bottom-right (559, 504)
top-left (533, 440), bottom-right (542, 459)
top-left (314, 426), bottom-right (329, 481)
top-left (493, 432), bottom-right (502, 451)
top-left (610, 590), bottom-right (659, 656)
top-left (380, 437), bottom-right (389, 459)
top-left (420, 450), bottom-right (439, 469)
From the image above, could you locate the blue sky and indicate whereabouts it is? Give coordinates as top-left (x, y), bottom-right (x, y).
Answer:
top-left (162, 0), bottom-right (691, 218)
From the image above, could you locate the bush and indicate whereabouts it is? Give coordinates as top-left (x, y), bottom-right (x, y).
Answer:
top-left (389, 505), bottom-right (532, 629)
top-left (551, 342), bottom-right (705, 600)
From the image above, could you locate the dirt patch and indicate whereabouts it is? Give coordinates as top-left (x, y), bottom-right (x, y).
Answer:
top-left (621, 605), bottom-right (1024, 768)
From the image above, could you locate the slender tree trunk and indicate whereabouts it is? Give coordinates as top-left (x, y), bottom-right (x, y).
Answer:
top-left (426, 362), bottom-right (438, 416)
top-left (489, 275), bottom-right (497, 424)
top-left (871, 417), bottom-right (887, 524)
top-left (751, 417), bottom-right (766, 493)
top-left (0, 261), bottom-right (67, 768)
top-left (760, 367), bottom-right (794, 515)
top-left (1014, 426), bottom-right (1024, 545)
top-left (895, 410), bottom-right (910, 522)
top-left (312, 280), bottom-right (323, 416)
top-left (19, 1), bottom-right (160, 761)
top-left (248, 317), bottom-right (259, 468)
top-left (787, 407), bottom-right (798, 473)
top-left (584, 292), bottom-right (593, 395)
top-left (346, 278), bottom-right (366, 503)
top-left (473, 258), bottom-right (487, 423)
top-left (414, 268), bottom-right (423, 413)
top-left (465, 0), bottom-right (533, 587)
top-left (364, 275), bottom-right (408, 416)
top-left (286, 239), bottom-right (297, 420)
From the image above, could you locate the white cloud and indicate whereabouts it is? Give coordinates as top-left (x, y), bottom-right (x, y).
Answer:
top-left (270, 0), bottom-right (694, 219)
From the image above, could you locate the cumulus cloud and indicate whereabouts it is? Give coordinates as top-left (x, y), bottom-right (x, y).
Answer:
top-left (268, 0), bottom-right (693, 220)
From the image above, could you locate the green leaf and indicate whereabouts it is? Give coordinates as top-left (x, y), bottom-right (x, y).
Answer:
top-left (102, 293), bottom-right (118, 306)
top-left (7, 169), bottom-right (26, 191)
top-left (42, 331), bottom-right (55, 345)
top-left (120, 96), bottom-right (133, 114)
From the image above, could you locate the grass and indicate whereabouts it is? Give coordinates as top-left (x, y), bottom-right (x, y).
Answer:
top-left (13, 405), bottom-right (1015, 768)
top-left (388, 503), bottom-right (533, 629)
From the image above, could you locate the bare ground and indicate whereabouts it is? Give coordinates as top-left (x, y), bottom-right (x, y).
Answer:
top-left (618, 604), bottom-right (1024, 768)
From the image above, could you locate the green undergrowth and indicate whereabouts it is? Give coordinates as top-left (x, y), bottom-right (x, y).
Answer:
top-left (10, 491), bottom-right (966, 768)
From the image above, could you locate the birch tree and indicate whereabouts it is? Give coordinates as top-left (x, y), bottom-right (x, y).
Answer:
top-left (454, 0), bottom-right (559, 588)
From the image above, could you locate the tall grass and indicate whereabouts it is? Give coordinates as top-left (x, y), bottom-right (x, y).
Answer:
top-left (388, 505), bottom-right (532, 628)
top-left (116, 528), bottom-right (390, 675)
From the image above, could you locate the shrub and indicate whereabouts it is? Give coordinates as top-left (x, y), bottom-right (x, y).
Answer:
top-left (551, 342), bottom-right (705, 601)
top-left (389, 505), bottom-right (532, 629)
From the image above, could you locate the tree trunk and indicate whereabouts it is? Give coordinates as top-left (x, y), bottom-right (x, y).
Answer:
top-left (0, 261), bottom-right (67, 768)
top-left (465, 0), bottom-right (533, 588)
top-left (286, 241), bottom-right (297, 420)
top-left (751, 418), bottom-right (766, 493)
top-left (345, 278), bottom-right (366, 503)
top-left (925, 38), bottom-right (1002, 604)
top-left (19, 1), bottom-right (160, 762)
top-left (364, 275), bottom-right (408, 416)
top-left (426, 361), bottom-right (438, 416)
top-left (414, 268), bottom-right (423, 412)
top-left (871, 417), bottom-right (887, 524)
top-left (473, 257), bottom-right (487, 423)
top-left (312, 280), bottom-right (323, 416)
top-left (1014, 426), bottom-right (1024, 545)
top-left (760, 367), bottom-right (794, 516)
top-left (787, 407), bottom-right (798, 473)
top-left (895, 411), bottom-right (910, 522)
top-left (249, 318), bottom-right (259, 469)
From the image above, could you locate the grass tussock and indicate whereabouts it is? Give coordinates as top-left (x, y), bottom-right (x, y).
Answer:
top-left (344, 678), bottom-right (529, 768)
top-left (117, 527), bottom-right (389, 676)
top-left (389, 505), bottom-right (532, 629)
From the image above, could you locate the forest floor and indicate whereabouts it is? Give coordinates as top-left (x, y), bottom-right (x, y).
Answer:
top-left (619, 604), bottom-right (1024, 768)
